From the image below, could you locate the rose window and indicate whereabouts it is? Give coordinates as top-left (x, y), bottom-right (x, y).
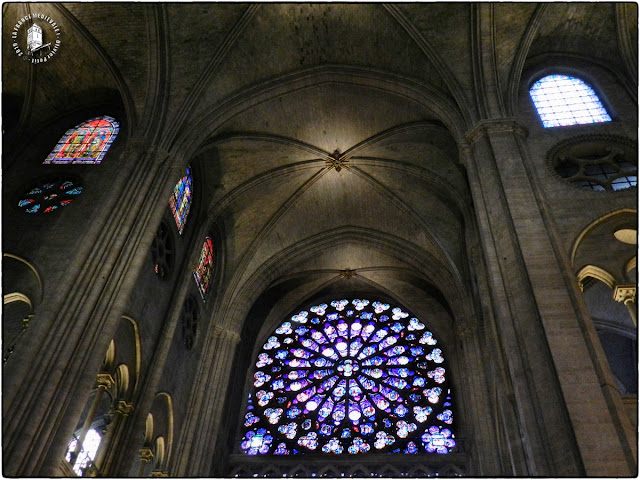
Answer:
top-left (18, 179), bottom-right (83, 214)
top-left (240, 299), bottom-right (456, 456)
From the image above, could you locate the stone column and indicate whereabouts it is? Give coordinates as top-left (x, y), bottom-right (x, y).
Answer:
top-left (173, 326), bottom-right (240, 476)
top-left (69, 374), bottom-right (114, 467)
top-left (93, 400), bottom-right (134, 474)
top-left (461, 120), bottom-right (636, 476)
top-left (614, 285), bottom-right (637, 326)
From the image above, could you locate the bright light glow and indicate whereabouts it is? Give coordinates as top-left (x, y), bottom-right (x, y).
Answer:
top-left (530, 75), bottom-right (611, 128)
top-left (349, 411), bottom-right (361, 421)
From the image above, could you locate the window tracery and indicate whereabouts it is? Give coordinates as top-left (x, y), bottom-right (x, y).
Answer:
top-left (151, 221), bottom-right (174, 279)
top-left (18, 179), bottom-right (83, 213)
top-left (44, 116), bottom-right (119, 164)
top-left (240, 299), bottom-right (456, 457)
top-left (530, 75), bottom-right (611, 128)
top-left (169, 166), bottom-right (193, 234)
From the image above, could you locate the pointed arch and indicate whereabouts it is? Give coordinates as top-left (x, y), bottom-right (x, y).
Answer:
top-left (577, 265), bottom-right (616, 290)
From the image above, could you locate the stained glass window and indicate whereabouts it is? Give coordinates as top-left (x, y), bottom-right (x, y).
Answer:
top-left (18, 179), bottom-right (83, 214)
top-left (240, 299), bottom-right (456, 457)
top-left (169, 166), bottom-right (193, 234)
top-left (194, 237), bottom-right (214, 300)
top-left (44, 116), bottom-right (119, 164)
top-left (529, 75), bottom-right (611, 128)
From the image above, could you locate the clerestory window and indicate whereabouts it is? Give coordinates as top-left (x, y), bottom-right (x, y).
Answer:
top-left (44, 116), bottom-right (119, 164)
top-left (530, 74), bottom-right (611, 128)
top-left (169, 166), bottom-right (193, 234)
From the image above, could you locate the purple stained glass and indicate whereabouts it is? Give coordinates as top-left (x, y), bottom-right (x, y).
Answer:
top-left (240, 298), bottom-right (456, 455)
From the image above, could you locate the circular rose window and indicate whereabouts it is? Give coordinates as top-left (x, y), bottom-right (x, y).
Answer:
top-left (240, 299), bottom-right (456, 456)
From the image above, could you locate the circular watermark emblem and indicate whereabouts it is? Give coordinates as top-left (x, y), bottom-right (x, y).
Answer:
top-left (11, 13), bottom-right (61, 64)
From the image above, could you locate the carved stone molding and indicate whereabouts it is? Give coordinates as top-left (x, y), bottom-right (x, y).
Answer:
top-left (96, 373), bottom-right (115, 390)
top-left (139, 448), bottom-right (154, 462)
top-left (325, 150), bottom-right (350, 172)
top-left (339, 268), bottom-right (357, 279)
top-left (464, 118), bottom-right (529, 146)
top-left (614, 284), bottom-right (636, 304)
top-left (115, 400), bottom-right (134, 416)
top-left (213, 325), bottom-right (241, 344)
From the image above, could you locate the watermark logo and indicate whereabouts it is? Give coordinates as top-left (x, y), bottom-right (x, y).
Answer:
top-left (11, 13), bottom-right (61, 64)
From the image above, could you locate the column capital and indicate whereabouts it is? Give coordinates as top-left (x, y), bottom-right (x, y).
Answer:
top-left (96, 373), bottom-right (115, 390)
top-left (150, 470), bottom-right (169, 477)
top-left (464, 118), bottom-right (529, 146)
top-left (115, 400), bottom-right (134, 416)
top-left (213, 326), bottom-right (241, 344)
top-left (614, 284), bottom-right (636, 304)
top-left (139, 447), bottom-right (154, 462)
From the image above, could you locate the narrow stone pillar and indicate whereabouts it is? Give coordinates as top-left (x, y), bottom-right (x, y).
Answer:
top-left (137, 448), bottom-right (154, 477)
top-left (69, 374), bottom-right (114, 466)
top-left (174, 326), bottom-right (240, 476)
top-left (93, 400), bottom-right (134, 474)
top-left (614, 285), bottom-right (637, 325)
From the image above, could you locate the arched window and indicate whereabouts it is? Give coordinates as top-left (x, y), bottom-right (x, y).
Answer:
top-left (193, 237), bottom-right (214, 300)
top-left (44, 116), bottom-right (119, 164)
top-left (240, 299), bottom-right (456, 457)
top-left (169, 166), bottom-right (193, 234)
top-left (529, 74), bottom-right (611, 128)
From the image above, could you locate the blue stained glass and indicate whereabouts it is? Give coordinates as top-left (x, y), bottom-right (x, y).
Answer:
top-left (274, 443), bottom-right (290, 455)
top-left (169, 166), bottom-right (193, 234)
top-left (530, 75), bottom-right (611, 128)
top-left (360, 423), bottom-right (374, 435)
top-left (241, 298), bottom-right (455, 456)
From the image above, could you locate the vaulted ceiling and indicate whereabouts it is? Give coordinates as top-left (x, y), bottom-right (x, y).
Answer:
top-left (3, 3), bottom-right (637, 333)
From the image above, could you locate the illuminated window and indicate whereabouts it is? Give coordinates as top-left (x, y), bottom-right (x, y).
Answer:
top-left (44, 116), bottom-right (119, 164)
top-left (530, 75), bottom-right (611, 128)
top-left (169, 166), bottom-right (193, 234)
top-left (240, 299), bottom-right (456, 456)
top-left (194, 237), bottom-right (214, 300)
top-left (65, 428), bottom-right (102, 476)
